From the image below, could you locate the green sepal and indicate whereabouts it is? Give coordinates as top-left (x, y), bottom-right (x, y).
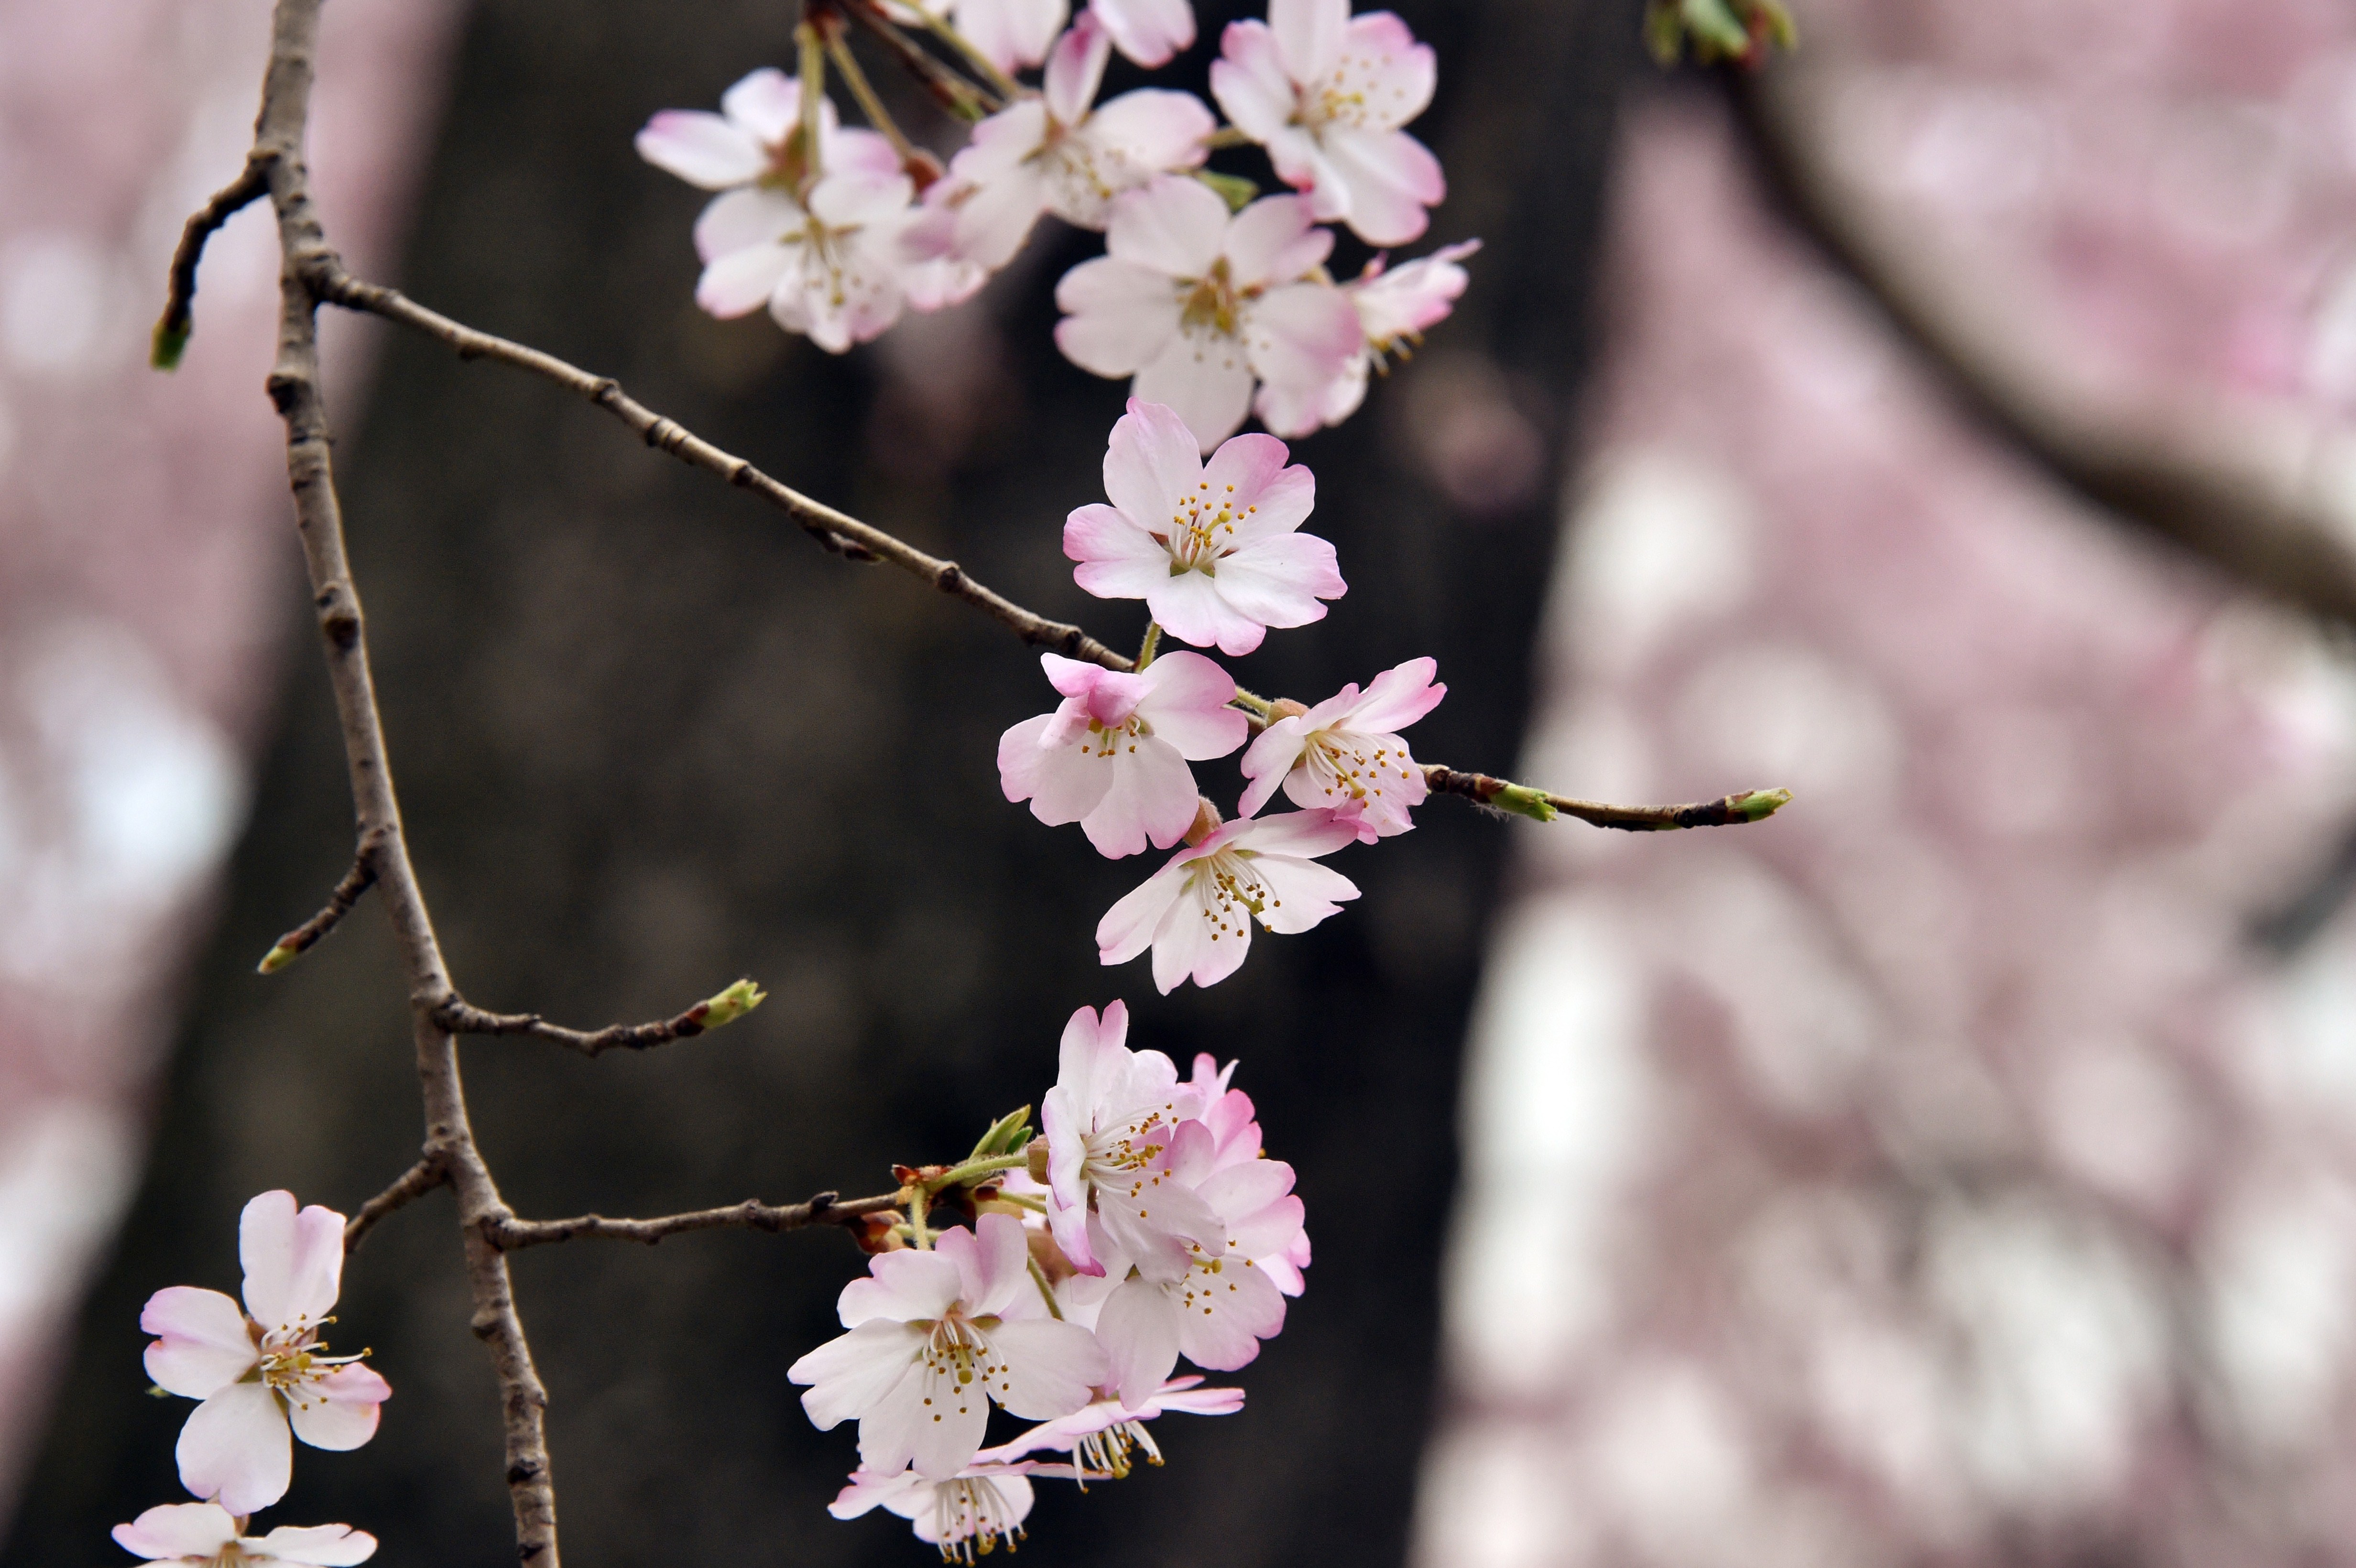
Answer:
top-left (151, 320), bottom-right (190, 371)
top-left (1493, 784), bottom-right (1559, 823)
top-left (968, 1105), bottom-right (1033, 1163)
top-left (698, 978), bottom-right (766, 1029)
top-left (1194, 170), bottom-right (1260, 212)
top-left (1730, 787), bottom-right (1792, 822)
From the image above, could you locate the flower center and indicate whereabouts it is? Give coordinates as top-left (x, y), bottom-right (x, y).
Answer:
top-left (1177, 257), bottom-right (1243, 338)
top-left (1301, 730), bottom-right (1406, 806)
top-left (1159, 478), bottom-right (1259, 577)
top-left (1073, 1418), bottom-right (1163, 1482)
top-left (1187, 849), bottom-right (1280, 941)
top-left (916, 1309), bottom-right (1007, 1402)
top-left (243, 1318), bottom-right (371, 1413)
top-left (931, 1476), bottom-right (1025, 1563)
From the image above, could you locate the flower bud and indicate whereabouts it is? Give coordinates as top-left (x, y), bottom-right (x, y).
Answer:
top-left (1182, 797), bottom-right (1223, 846)
top-left (695, 978), bottom-right (766, 1030)
top-left (1025, 1135), bottom-right (1050, 1184)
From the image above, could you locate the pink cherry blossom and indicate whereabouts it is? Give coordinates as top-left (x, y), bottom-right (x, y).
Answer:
top-left (998, 650), bottom-right (1247, 858)
top-left (829, 1453), bottom-right (1070, 1562)
top-left (1054, 177), bottom-right (1363, 447)
top-left (1238, 656), bottom-right (1446, 839)
top-left (1063, 400), bottom-right (1344, 655)
top-left (788, 1213), bottom-right (1108, 1479)
top-left (141, 1192), bottom-right (391, 1516)
top-left (112, 1503), bottom-right (376, 1567)
top-left (885, 0), bottom-right (1070, 72)
top-left (993, 1375), bottom-right (1244, 1477)
top-left (635, 69), bottom-right (899, 195)
top-left (934, 18), bottom-right (1215, 277)
top-left (1209, 0), bottom-right (1444, 245)
top-left (1088, 0), bottom-right (1196, 65)
top-left (1176, 1055), bottom-right (1314, 1293)
top-left (1097, 809), bottom-right (1361, 991)
top-left (1040, 1001), bottom-right (1226, 1279)
top-left (1319, 239), bottom-right (1479, 424)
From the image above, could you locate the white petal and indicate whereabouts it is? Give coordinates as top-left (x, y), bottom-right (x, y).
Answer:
top-left (1089, 0), bottom-right (1195, 65)
top-left (1209, 23), bottom-right (1296, 144)
top-left (842, 1250), bottom-right (966, 1324)
top-left (945, 1213), bottom-right (1032, 1318)
top-left (286, 1365), bottom-right (384, 1452)
top-left (111, 1503), bottom-right (241, 1561)
top-left (1094, 1279), bottom-right (1183, 1411)
top-left (634, 110), bottom-right (765, 190)
top-left (1000, 713), bottom-right (1119, 827)
top-left (693, 186), bottom-right (800, 264)
top-left (1042, 11), bottom-right (1109, 122)
top-left (1270, 0), bottom-right (1346, 80)
top-left (988, 1318), bottom-right (1111, 1420)
top-left (240, 1191), bottom-right (344, 1335)
top-left (696, 243), bottom-right (796, 319)
top-left (1249, 854), bottom-right (1359, 934)
top-left (177, 1382), bottom-right (291, 1515)
top-left (1174, 1255), bottom-right (1285, 1369)
top-left (142, 1287), bottom-right (257, 1398)
top-left (795, 1320), bottom-right (927, 1430)
top-left (1131, 328), bottom-right (1254, 454)
top-left (1054, 259), bottom-right (1182, 378)
top-left (1098, 856), bottom-right (1196, 965)
top-left (1081, 739), bottom-right (1201, 858)
top-left (1104, 174), bottom-right (1230, 279)
top-left (903, 1361), bottom-right (992, 1479)
top-left (720, 68), bottom-right (803, 147)
top-left (1221, 194), bottom-right (1329, 288)
top-left (1134, 651), bottom-right (1246, 759)
top-left (250, 1524), bottom-right (380, 1567)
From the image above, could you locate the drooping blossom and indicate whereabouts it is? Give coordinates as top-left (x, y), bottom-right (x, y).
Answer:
top-left (829, 1453), bottom-right (1073, 1562)
top-left (1209, 0), bottom-right (1444, 245)
top-left (885, 0), bottom-right (1069, 73)
top-left (1089, 0), bottom-right (1196, 65)
top-left (1055, 177), bottom-right (1362, 447)
top-left (112, 1504), bottom-right (376, 1568)
top-left (934, 17), bottom-right (1215, 276)
top-left (1180, 1052), bottom-right (1315, 1294)
top-left (1040, 1001), bottom-right (1226, 1280)
top-left (1097, 809), bottom-right (1361, 991)
top-left (141, 1192), bottom-right (391, 1515)
top-left (1239, 656), bottom-right (1446, 839)
top-left (993, 1375), bottom-right (1245, 1478)
top-left (1318, 239), bottom-right (1479, 424)
top-left (637, 71), bottom-right (925, 351)
top-left (1064, 400), bottom-right (1344, 655)
top-left (998, 650), bottom-right (1247, 858)
top-left (789, 1213), bottom-right (1109, 1479)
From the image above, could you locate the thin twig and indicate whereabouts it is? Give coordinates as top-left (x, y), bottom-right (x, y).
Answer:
top-left (485, 1190), bottom-right (907, 1251)
top-left (434, 993), bottom-right (729, 1057)
top-left (152, 150), bottom-right (274, 369)
top-left (1425, 767), bottom-right (1793, 830)
top-left (836, 0), bottom-right (1003, 118)
top-left (258, 832), bottom-right (382, 973)
top-left (345, 1153), bottom-right (451, 1253)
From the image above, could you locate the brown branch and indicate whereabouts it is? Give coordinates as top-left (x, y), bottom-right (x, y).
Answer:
top-left (835, 0), bottom-right (1003, 120)
top-left (1424, 767), bottom-right (1791, 829)
top-left (485, 1190), bottom-right (907, 1251)
top-left (152, 150), bottom-right (274, 370)
top-left (344, 1153), bottom-right (451, 1253)
top-left (257, 832), bottom-right (381, 973)
top-left (1734, 63), bottom-right (2356, 628)
top-left (433, 987), bottom-right (744, 1057)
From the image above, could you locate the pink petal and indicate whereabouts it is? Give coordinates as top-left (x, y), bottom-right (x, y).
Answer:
top-left (112, 1503), bottom-right (241, 1561)
top-left (695, 244), bottom-right (792, 320)
top-left (177, 1382), bottom-right (291, 1516)
top-left (904, 1365), bottom-right (992, 1479)
top-left (1347, 656), bottom-right (1446, 731)
top-left (1104, 174), bottom-right (1230, 280)
top-left (1146, 569), bottom-right (1265, 656)
top-left (1221, 194), bottom-right (1330, 288)
top-left (1042, 13), bottom-right (1110, 125)
top-left (1000, 713), bottom-right (1120, 828)
top-left (1065, 503), bottom-right (1172, 602)
top-left (1268, 0), bottom-right (1347, 82)
top-left (961, 0), bottom-right (1071, 72)
top-left (1249, 855), bottom-right (1359, 934)
top-left (1102, 399), bottom-right (1204, 530)
top-left (692, 186), bottom-right (797, 264)
top-left (249, 1524), bottom-right (380, 1567)
top-left (828, 126), bottom-right (907, 181)
top-left (842, 1249), bottom-right (966, 1325)
top-left (1209, 23), bottom-right (1295, 144)
top-left (808, 170), bottom-right (915, 229)
top-left (795, 1322), bottom-right (927, 1434)
top-left (1234, 807), bottom-right (1362, 859)
top-left (1322, 126), bottom-right (1444, 246)
top-left (240, 1191), bottom-right (343, 1334)
top-left (830, 1466), bottom-right (927, 1520)
top-left (1085, 89), bottom-right (1217, 177)
top-left (1154, 1383), bottom-right (1247, 1416)
top-left (1238, 719), bottom-right (1309, 820)
top-left (1244, 282), bottom-right (1364, 414)
top-left (142, 1286), bottom-right (256, 1398)
top-left (1082, 740), bottom-right (1201, 857)
top-left (912, 1474), bottom-right (1036, 1543)
top-left (1174, 1256), bottom-right (1285, 1369)
top-left (1131, 329), bottom-right (1255, 454)
top-left (1054, 258), bottom-right (1181, 377)
top-left (634, 110), bottom-right (765, 190)
top-left (1336, 13), bottom-right (1436, 131)
top-left (1134, 651), bottom-right (1246, 759)
top-left (720, 68), bottom-right (803, 148)
top-left (1210, 531), bottom-right (1344, 629)
top-left (1098, 855), bottom-right (1196, 966)
top-left (942, 1213), bottom-right (1031, 1318)
top-left (988, 1317), bottom-right (1112, 1419)
top-left (1155, 877), bottom-right (1249, 991)
top-left (1201, 430), bottom-right (1314, 542)
top-left (1088, 0), bottom-right (1195, 65)
top-left (1095, 1279), bottom-right (1184, 1412)
top-left (287, 1365), bottom-right (386, 1452)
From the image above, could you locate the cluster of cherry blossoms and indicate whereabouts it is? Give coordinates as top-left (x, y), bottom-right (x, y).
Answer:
top-left (636, 0), bottom-right (1478, 448)
top-left (793, 1000), bottom-right (1303, 1557)
top-left (120, 1192), bottom-right (389, 1564)
top-left (1000, 398), bottom-right (1446, 990)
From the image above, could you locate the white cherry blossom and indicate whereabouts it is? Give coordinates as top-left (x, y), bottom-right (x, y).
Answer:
top-left (1238, 656), bottom-right (1446, 839)
top-left (112, 1503), bottom-right (376, 1568)
top-left (1318, 238), bottom-right (1479, 424)
top-left (1209, 0), bottom-right (1444, 245)
top-left (1089, 0), bottom-right (1196, 65)
top-left (1064, 399), bottom-right (1344, 655)
top-left (1054, 177), bottom-right (1362, 448)
top-left (829, 1452), bottom-right (1069, 1562)
top-left (1096, 809), bottom-right (1361, 991)
top-left (789, 1213), bottom-right (1108, 1479)
top-left (994, 1375), bottom-right (1244, 1478)
top-left (998, 650), bottom-right (1246, 859)
top-left (635, 69), bottom-right (900, 196)
top-left (934, 18), bottom-right (1215, 276)
top-left (1041, 1001), bottom-right (1226, 1280)
top-left (141, 1191), bottom-right (390, 1516)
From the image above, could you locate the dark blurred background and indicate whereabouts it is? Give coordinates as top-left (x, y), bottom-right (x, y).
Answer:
top-left (0, 2), bottom-right (1634, 1563)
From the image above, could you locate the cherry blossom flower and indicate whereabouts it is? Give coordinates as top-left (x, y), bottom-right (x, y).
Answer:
top-left (1209, 0), bottom-right (1444, 245)
top-left (112, 1503), bottom-right (376, 1567)
top-left (829, 1453), bottom-right (1071, 1563)
top-left (1238, 656), bottom-right (1446, 839)
top-left (993, 1375), bottom-right (1245, 1478)
top-left (1054, 177), bottom-right (1362, 447)
top-left (886, 0), bottom-right (1069, 73)
top-left (635, 70), bottom-right (898, 199)
top-left (1041, 1001), bottom-right (1227, 1280)
top-left (934, 18), bottom-right (1215, 276)
top-left (1089, 0), bottom-right (1196, 65)
top-left (1064, 400), bottom-right (1344, 655)
top-left (1097, 809), bottom-right (1361, 991)
top-left (1174, 1055), bottom-right (1315, 1293)
top-left (141, 1192), bottom-right (391, 1516)
top-left (789, 1213), bottom-right (1108, 1479)
top-left (1318, 239), bottom-right (1479, 424)
top-left (998, 649), bottom-right (1247, 858)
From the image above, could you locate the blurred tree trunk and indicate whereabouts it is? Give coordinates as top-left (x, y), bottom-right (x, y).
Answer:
top-left (2, 1), bottom-right (1634, 1563)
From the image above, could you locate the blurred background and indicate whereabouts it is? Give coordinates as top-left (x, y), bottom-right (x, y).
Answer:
top-left (6, 0), bottom-right (2356, 1564)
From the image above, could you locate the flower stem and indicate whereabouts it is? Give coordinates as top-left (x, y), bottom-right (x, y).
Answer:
top-left (1027, 1257), bottom-right (1065, 1319)
top-left (1230, 686), bottom-right (1276, 719)
top-left (1136, 621), bottom-right (1163, 670)
top-left (906, 1182), bottom-right (932, 1248)
top-left (925, 1151), bottom-right (1029, 1191)
top-left (918, 10), bottom-right (1024, 102)
top-left (796, 20), bottom-right (829, 189)
top-left (823, 22), bottom-right (926, 171)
